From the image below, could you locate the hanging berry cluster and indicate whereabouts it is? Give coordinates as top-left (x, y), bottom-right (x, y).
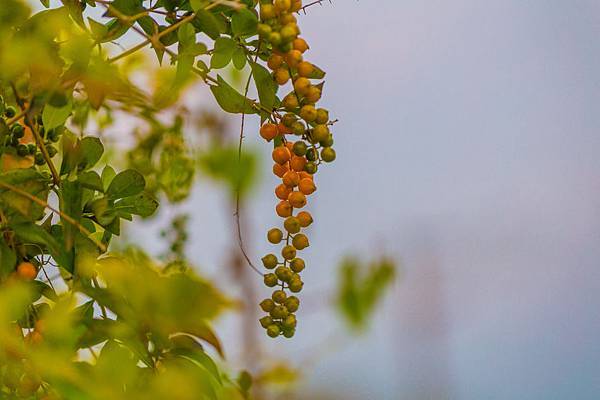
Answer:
top-left (256, 0), bottom-right (337, 339)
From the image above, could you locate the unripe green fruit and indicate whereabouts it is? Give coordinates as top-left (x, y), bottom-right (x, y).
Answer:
top-left (16, 144), bottom-right (29, 157)
top-left (288, 278), bottom-right (303, 293)
top-left (282, 245), bottom-right (297, 260)
top-left (279, 42), bottom-right (294, 53)
top-left (260, 4), bottom-right (276, 19)
top-left (290, 258), bottom-right (305, 273)
top-left (293, 141), bottom-right (308, 156)
top-left (299, 105), bottom-right (317, 122)
top-left (283, 327), bottom-right (296, 338)
top-left (11, 124), bottom-right (24, 137)
top-left (306, 147), bottom-right (318, 161)
top-left (4, 106), bottom-right (16, 118)
top-left (262, 254), bottom-right (278, 269)
top-left (284, 216), bottom-right (301, 234)
top-left (284, 296), bottom-right (300, 312)
top-left (272, 289), bottom-right (287, 304)
top-left (282, 314), bottom-right (297, 329)
top-left (320, 134), bottom-right (334, 148)
top-left (267, 228), bottom-right (284, 244)
top-left (34, 153), bottom-right (45, 165)
top-left (321, 147), bottom-right (336, 162)
top-left (280, 24), bottom-right (297, 42)
top-left (291, 121), bottom-right (305, 135)
top-left (312, 124), bottom-right (329, 143)
top-left (275, 266), bottom-right (293, 282)
top-left (11, 136), bottom-right (19, 146)
top-left (47, 145), bottom-right (57, 158)
top-left (260, 316), bottom-right (273, 328)
top-left (315, 108), bottom-right (329, 124)
top-left (283, 93), bottom-right (299, 110)
top-left (267, 324), bottom-right (281, 338)
top-left (292, 233), bottom-right (309, 250)
top-left (27, 144), bottom-right (36, 155)
top-left (269, 32), bottom-right (282, 45)
top-left (48, 129), bottom-right (60, 143)
top-left (270, 305), bottom-right (289, 319)
top-left (264, 273), bottom-right (279, 287)
top-left (260, 298), bottom-right (275, 312)
top-left (282, 113), bottom-right (297, 127)
top-left (257, 23), bottom-right (272, 37)
top-left (304, 161), bottom-right (318, 174)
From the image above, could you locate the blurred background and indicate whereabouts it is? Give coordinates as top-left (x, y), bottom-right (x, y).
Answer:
top-left (114, 0), bottom-right (600, 398)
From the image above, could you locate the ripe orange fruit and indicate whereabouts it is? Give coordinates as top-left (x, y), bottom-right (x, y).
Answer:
top-left (297, 61), bottom-right (314, 78)
top-left (260, 123), bottom-right (279, 141)
top-left (278, 122), bottom-right (293, 135)
top-left (274, 68), bottom-right (291, 85)
top-left (293, 77), bottom-right (311, 95)
top-left (298, 171), bottom-right (313, 181)
top-left (305, 86), bottom-right (322, 103)
top-left (16, 262), bottom-right (37, 280)
top-left (24, 330), bottom-right (43, 346)
top-left (276, 200), bottom-right (293, 217)
top-left (297, 211), bottom-right (313, 227)
top-left (272, 146), bottom-right (291, 165)
top-left (298, 178), bottom-right (316, 195)
top-left (293, 38), bottom-right (309, 53)
top-left (282, 170), bottom-right (300, 187)
top-left (273, 163), bottom-right (289, 178)
top-left (275, 184), bottom-right (293, 200)
top-left (289, 156), bottom-right (306, 172)
top-left (285, 141), bottom-right (294, 152)
top-left (288, 191), bottom-right (307, 208)
top-left (285, 50), bottom-right (303, 68)
top-left (292, 233), bottom-right (310, 250)
top-left (291, 0), bottom-right (303, 13)
top-left (267, 54), bottom-right (284, 70)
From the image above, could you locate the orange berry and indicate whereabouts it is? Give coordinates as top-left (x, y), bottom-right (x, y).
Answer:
top-left (24, 330), bottom-right (43, 346)
top-left (293, 77), bottom-right (311, 95)
top-left (297, 211), bottom-right (314, 227)
top-left (288, 191), bottom-right (307, 208)
top-left (282, 171), bottom-right (300, 187)
top-left (291, 0), bottom-right (303, 13)
top-left (274, 68), bottom-right (291, 85)
top-left (298, 171), bottom-right (313, 181)
top-left (267, 54), bottom-right (284, 70)
top-left (16, 262), bottom-right (37, 280)
top-left (297, 61), bottom-right (314, 78)
top-left (285, 50), bottom-right (303, 68)
top-left (285, 141), bottom-right (294, 152)
top-left (273, 163), bottom-right (289, 178)
top-left (298, 178), bottom-right (316, 195)
top-left (260, 123), bottom-right (279, 141)
top-left (289, 156), bottom-right (306, 172)
top-left (272, 146), bottom-right (292, 165)
top-left (275, 184), bottom-right (293, 200)
top-left (278, 123), bottom-right (293, 135)
top-left (276, 201), bottom-right (293, 217)
top-left (293, 38), bottom-right (309, 53)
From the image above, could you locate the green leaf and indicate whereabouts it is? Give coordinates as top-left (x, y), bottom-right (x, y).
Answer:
top-left (209, 75), bottom-right (257, 114)
top-left (0, 169), bottom-right (49, 221)
top-left (0, 240), bottom-right (16, 280)
top-left (231, 8), bottom-right (258, 37)
top-left (232, 47), bottom-right (247, 70)
top-left (78, 171), bottom-right (104, 192)
top-left (107, 169), bottom-right (145, 199)
top-left (114, 192), bottom-right (159, 217)
top-left (80, 136), bottom-right (104, 170)
top-left (42, 97), bottom-right (73, 130)
top-left (88, 18), bottom-right (108, 41)
top-left (101, 165), bottom-right (116, 192)
top-left (251, 62), bottom-right (277, 112)
top-left (11, 223), bottom-right (70, 270)
top-left (192, 9), bottom-right (222, 39)
top-left (199, 144), bottom-right (258, 199)
top-left (210, 37), bottom-right (236, 69)
top-left (307, 63), bottom-right (327, 79)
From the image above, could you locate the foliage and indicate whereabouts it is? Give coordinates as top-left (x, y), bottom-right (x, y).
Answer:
top-left (0, 0), bottom-right (395, 398)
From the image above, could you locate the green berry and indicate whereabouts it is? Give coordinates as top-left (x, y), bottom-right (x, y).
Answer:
top-left (46, 145), bottom-right (57, 158)
top-left (270, 305), bottom-right (289, 319)
top-left (306, 148), bottom-right (318, 161)
top-left (312, 125), bottom-right (329, 143)
top-left (288, 278), bottom-right (303, 293)
top-left (16, 144), bottom-right (28, 157)
top-left (299, 105), bottom-right (317, 122)
top-left (315, 108), bottom-right (329, 124)
top-left (321, 147), bottom-right (336, 163)
top-left (290, 258), bottom-right (305, 273)
top-left (304, 162), bottom-right (317, 174)
top-left (284, 296), bottom-right (300, 312)
top-left (281, 245), bottom-right (297, 260)
top-left (11, 124), bottom-right (24, 138)
top-left (292, 233), bottom-right (309, 250)
top-left (269, 32), bottom-right (282, 45)
top-left (4, 106), bottom-right (16, 118)
top-left (272, 290), bottom-right (287, 304)
top-left (282, 314), bottom-right (297, 329)
top-left (266, 324), bottom-right (281, 338)
top-left (27, 144), bottom-right (36, 155)
top-left (34, 153), bottom-right (45, 165)
top-left (275, 266), bottom-right (293, 282)
top-left (320, 134), bottom-right (334, 148)
top-left (264, 273), bottom-right (279, 287)
top-left (283, 216), bottom-right (301, 234)
top-left (260, 298), bottom-right (275, 312)
top-left (282, 327), bottom-right (295, 338)
top-left (282, 113), bottom-right (297, 127)
top-left (257, 23), bottom-right (272, 37)
top-left (291, 121), bottom-right (305, 136)
top-left (267, 228), bottom-right (284, 244)
top-left (293, 141), bottom-right (308, 156)
top-left (262, 254), bottom-right (278, 269)
top-left (260, 316), bottom-right (273, 328)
